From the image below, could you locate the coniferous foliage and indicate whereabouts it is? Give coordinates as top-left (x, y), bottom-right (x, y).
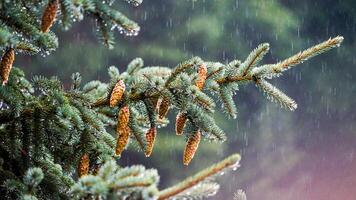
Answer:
top-left (0, 0), bottom-right (344, 199)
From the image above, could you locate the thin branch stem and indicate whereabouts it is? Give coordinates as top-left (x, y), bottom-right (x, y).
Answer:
top-left (206, 66), bottom-right (224, 79)
top-left (216, 75), bottom-right (252, 84)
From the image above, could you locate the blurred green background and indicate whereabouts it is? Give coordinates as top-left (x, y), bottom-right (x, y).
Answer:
top-left (17, 0), bottom-right (356, 199)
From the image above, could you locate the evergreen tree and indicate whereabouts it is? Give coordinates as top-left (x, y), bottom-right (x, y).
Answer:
top-left (0, 0), bottom-right (343, 199)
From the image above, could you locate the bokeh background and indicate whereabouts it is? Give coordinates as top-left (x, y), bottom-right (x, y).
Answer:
top-left (17, 0), bottom-right (356, 199)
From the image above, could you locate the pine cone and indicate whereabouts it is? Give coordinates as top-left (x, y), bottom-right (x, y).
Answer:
top-left (115, 106), bottom-right (130, 156)
top-left (158, 96), bottom-right (170, 119)
top-left (195, 63), bottom-right (207, 90)
top-left (183, 130), bottom-right (201, 165)
top-left (145, 127), bottom-right (157, 157)
top-left (117, 105), bottom-right (130, 127)
top-left (0, 48), bottom-right (14, 85)
top-left (110, 80), bottom-right (126, 107)
top-left (41, 0), bottom-right (59, 33)
top-left (175, 112), bottom-right (187, 135)
top-left (115, 126), bottom-right (130, 156)
top-left (78, 153), bottom-right (90, 177)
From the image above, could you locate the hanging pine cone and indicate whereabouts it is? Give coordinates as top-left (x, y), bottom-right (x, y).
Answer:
top-left (175, 112), bottom-right (187, 135)
top-left (115, 126), bottom-right (130, 156)
top-left (78, 153), bottom-right (90, 177)
top-left (0, 48), bottom-right (14, 85)
top-left (117, 106), bottom-right (130, 127)
top-left (183, 130), bottom-right (201, 165)
top-left (110, 80), bottom-right (126, 107)
top-left (158, 96), bottom-right (170, 119)
top-left (195, 63), bottom-right (207, 90)
top-left (115, 106), bottom-right (130, 156)
top-left (41, 0), bottom-right (59, 33)
top-left (145, 127), bottom-right (157, 157)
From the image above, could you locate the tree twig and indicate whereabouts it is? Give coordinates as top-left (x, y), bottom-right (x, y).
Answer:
top-left (158, 154), bottom-right (241, 200)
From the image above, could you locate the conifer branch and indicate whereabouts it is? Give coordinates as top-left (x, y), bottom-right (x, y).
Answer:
top-left (158, 154), bottom-right (241, 200)
top-left (165, 56), bottom-right (203, 86)
top-left (238, 43), bottom-right (269, 76)
top-left (252, 36), bottom-right (344, 79)
top-left (71, 160), bottom-right (159, 199)
top-left (272, 36), bottom-right (343, 70)
top-left (255, 78), bottom-right (297, 111)
top-left (0, 0), bottom-right (141, 56)
top-left (73, 36), bottom-right (344, 161)
top-left (0, 1), bottom-right (344, 199)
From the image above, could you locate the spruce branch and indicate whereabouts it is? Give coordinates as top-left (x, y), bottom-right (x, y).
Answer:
top-left (255, 78), bottom-right (297, 111)
top-left (238, 43), bottom-right (270, 77)
top-left (71, 160), bottom-right (159, 200)
top-left (95, 15), bottom-right (116, 49)
top-left (82, 37), bottom-right (344, 161)
top-left (0, 0), bottom-right (142, 58)
top-left (4, 167), bottom-right (44, 199)
top-left (94, 1), bottom-right (140, 36)
top-left (251, 36), bottom-right (344, 79)
top-left (165, 56), bottom-right (203, 87)
top-left (171, 182), bottom-right (220, 200)
top-left (59, 0), bottom-right (74, 30)
top-left (158, 154), bottom-right (241, 200)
